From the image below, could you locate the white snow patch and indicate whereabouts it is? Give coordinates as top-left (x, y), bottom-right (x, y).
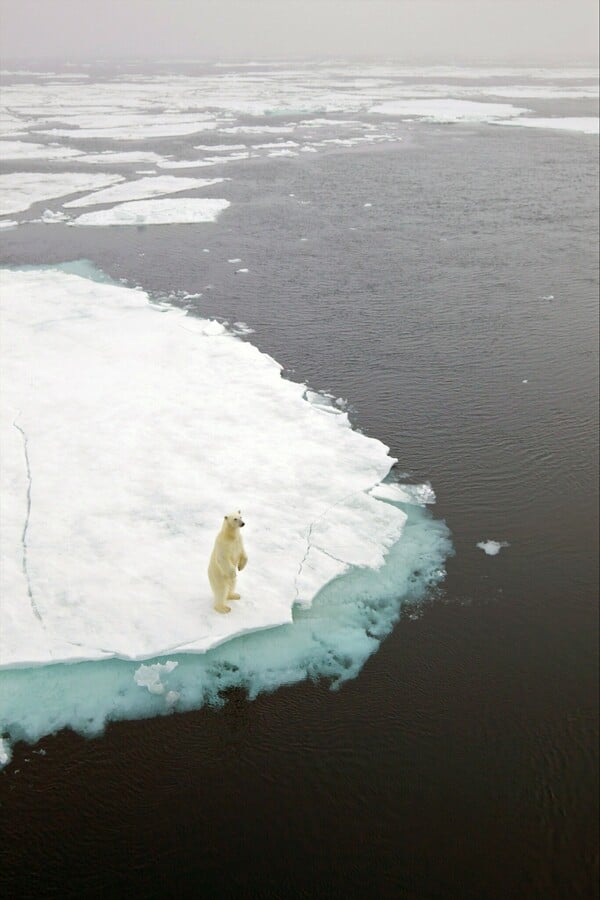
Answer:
top-left (155, 159), bottom-right (217, 169)
top-left (70, 198), bottom-right (230, 226)
top-left (0, 141), bottom-right (84, 161)
top-left (370, 99), bottom-right (529, 123)
top-left (0, 172), bottom-right (124, 216)
top-left (497, 117), bottom-right (599, 135)
top-left (63, 176), bottom-right (225, 208)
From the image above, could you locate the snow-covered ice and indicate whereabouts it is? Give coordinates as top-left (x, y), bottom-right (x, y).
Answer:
top-left (0, 172), bottom-right (124, 216)
top-left (370, 99), bottom-right (529, 123)
top-left (63, 175), bottom-right (225, 208)
top-left (496, 117), bottom-right (599, 135)
top-left (0, 141), bottom-right (84, 160)
top-left (0, 265), bottom-right (418, 669)
top-left (0, 265), bottom-right (452, 768)
top-left (70, 197), bottom-right (230, 226)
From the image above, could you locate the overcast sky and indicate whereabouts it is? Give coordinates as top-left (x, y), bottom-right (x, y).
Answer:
top-left (0, 0), bottom-right (598, 65)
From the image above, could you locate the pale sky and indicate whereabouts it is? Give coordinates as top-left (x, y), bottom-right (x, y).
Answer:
top-left (0, 0), bottom-right (598, 65)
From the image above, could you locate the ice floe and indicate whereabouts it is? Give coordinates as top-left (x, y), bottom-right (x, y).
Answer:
top-left (0, 172), bottom-right (123, 215)
top-left (0, 141), bottom-right (84, 160)
top-left (476, 540), bottom-right (510, 556)
top-left (0, 172), bottom-right (124, 216)
top-left (370, 99), bottom-right (529, 123)
top-left (0, 265), bottom-right (425, 671)
top-left (63, 175), bottom-right (225, 208)
top-left (70, 197), bottom-right (230, 226)
top-left (0, 266), bottom-right (451, 765)
top-left (497, 117), bottom-right (599, 135)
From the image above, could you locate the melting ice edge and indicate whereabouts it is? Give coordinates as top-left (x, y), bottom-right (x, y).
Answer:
top-left (0, 263), bottom-right (452, 766)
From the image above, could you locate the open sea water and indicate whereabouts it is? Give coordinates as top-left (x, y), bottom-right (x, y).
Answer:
top-left (0, 63), bottom-right (598, 898)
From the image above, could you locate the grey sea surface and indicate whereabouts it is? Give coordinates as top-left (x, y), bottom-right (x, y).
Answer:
top-left (0, 64), bottom-right (598, 898)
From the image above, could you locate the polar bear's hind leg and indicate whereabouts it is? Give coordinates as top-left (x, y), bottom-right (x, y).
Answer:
top-left (213, 584), bottom-right (232, 614)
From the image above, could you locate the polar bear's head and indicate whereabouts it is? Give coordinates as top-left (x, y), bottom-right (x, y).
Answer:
top-left (224, 510), bottom-right (245, 528)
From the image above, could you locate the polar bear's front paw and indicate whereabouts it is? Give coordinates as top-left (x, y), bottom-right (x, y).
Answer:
top-left (214, 603), bottom-right (231, 614)
top-left (228, 592), bottom-right (241, 600)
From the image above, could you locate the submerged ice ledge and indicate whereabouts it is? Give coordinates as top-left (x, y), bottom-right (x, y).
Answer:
top-left (0, 265), bottom-right (418, 669)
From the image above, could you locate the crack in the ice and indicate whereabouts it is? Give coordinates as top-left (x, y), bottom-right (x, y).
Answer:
top-left (13, 417), bottom-right (42, 621)
top-left (294, 489), bottom-right (365, 604)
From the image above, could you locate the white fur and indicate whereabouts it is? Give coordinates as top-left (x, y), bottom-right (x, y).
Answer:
top-left (208, 510), bottom-right (248, 613)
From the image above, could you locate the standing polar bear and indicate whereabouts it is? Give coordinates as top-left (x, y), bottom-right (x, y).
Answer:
top-left (208, 510), bottom-right (248, 613)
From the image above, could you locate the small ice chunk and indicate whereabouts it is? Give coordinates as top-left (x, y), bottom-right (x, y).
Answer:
top-left (522, 379), bottom-right (528, 384)
top-left (476, 540), bottom-right (510, 556)
top-left (0, 737), bottom-right (11, 766)
top-left (0, 219), bottom-right (18, 229)
top-left (236, 268), bottom-right (249, 273)
top-left (38, 209), bottom-right (69, 224)
top-left (133, 660), bottom-right (178, 695)
top-left (363, 202), bottom-right (372, 208)
top-left (228, 258), bottom-right (242, 263)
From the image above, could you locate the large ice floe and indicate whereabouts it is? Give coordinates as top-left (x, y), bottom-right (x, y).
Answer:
top-left (0, 264), bottom-right (451, 764)
top-left (496, 116), bottom-right (599, 135)
top-left (0, 172), bottom-right (124, 216)
top-left (70, 197), bottom-right (230, 226)
top-left (369, 99), bottom-right (529, 123)
top-left (62, 175), bottom-right (226, 208)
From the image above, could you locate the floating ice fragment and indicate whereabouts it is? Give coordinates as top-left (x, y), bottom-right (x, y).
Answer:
top-left (0, 172), bottom-right (124, 216)
top-left (370, 99), bottom-right (529, 123)
top-left (363, 203), bottom-right (372, 208)
top-left (0, 219), bottom-right (18, 229)
top-left (71, 198), bottom-right (230, 226)
top-left (236, 267), bottom-right (249, 273)
top-left (37, 209), bottom-right (69, 224)
top-left (64, 176), bottom-right (224, 208)
top-left (522, 379), bottom-right (528, 384)
top-left (228, 258), bottom-right (242, 263)
top-left (134, 661), bottom-right (178, 695)
top-left (496, 116), bottom-right (599, 135)
top-left (476, 540), bottom-right (510, 556)
top-left (0, 737), bottom-right (11, 766)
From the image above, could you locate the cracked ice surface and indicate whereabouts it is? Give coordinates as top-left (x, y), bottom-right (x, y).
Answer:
top-left (0, 172), bottom-right (124, 216)
top-left (63, 175), bottom-right (226, 208)
top-left (0, 266), bottom-right (407, 669)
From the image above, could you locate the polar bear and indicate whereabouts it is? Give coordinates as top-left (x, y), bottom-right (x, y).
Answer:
top-left (208, 510), bottom-right (248, 613)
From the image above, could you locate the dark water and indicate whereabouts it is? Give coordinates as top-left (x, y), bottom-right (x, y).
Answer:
top-left (1, 122), bottom-right (598, 897)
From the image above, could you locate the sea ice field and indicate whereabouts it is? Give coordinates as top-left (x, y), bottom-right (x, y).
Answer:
top-left (0, 59), bottom-right (597, 768)
top-left (0, 263), bottom-right (450, 764)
